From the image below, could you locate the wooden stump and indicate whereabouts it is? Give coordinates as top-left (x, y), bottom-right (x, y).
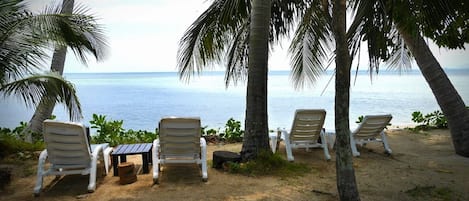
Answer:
top-left (118, 162), bottom-right (137, 185)
top-left (212, 151), bottom-right (241, 169)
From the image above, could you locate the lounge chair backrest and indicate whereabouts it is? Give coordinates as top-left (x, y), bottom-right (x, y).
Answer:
top-left (354, 115), bottom-right (392, 138)
top-left (289, 109), bottom-right (326, 141)
top-left (42, 120), bottom-right (91, 169)
top-left (158, 117), bottom-right (201, 159)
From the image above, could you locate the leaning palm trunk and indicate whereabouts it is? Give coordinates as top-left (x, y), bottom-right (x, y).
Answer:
top-left (24, 0), bottom-right (74, 139)
top-left (241, 0), bottom-right (271, 161)
top-left (332, 0), bottom-right (361, 200)
top-left (398, 28), bottom-right (469, 157)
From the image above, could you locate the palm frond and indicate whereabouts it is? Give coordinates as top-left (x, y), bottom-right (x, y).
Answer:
top-left (386, 31), bottom-right (413, 73)
top-left (225, 21), bottom-right (250, 86)
top-left (0, 72), bottom-right (82, 121)
top-left (348, 0), bottom-right (395, 75)
top-left (177, 0), bottom-right (305, 85)
top-left (36, 2), bottom-right (108, 63)
top-left (288, 2), bottom-right (332, 89)
top-left (1, 1), bottom-right (107, 84)
top-left (177, 0), bottom-right (250, 82)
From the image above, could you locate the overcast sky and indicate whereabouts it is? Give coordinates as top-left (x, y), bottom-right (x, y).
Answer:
top-left (27, 0), bottom-right (469, 73)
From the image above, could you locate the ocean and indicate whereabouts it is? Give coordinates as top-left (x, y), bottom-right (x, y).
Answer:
top-left (1, 69), bottom-right (468, 132)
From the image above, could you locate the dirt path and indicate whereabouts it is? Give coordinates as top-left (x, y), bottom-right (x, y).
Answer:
top-left (1, 129), bottom-right (468, 201)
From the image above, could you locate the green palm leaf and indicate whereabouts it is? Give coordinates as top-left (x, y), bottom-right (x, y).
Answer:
top-left (0, 72), bottom-right (82, 121)
top-left (288, 2), bottom-right (331, 89)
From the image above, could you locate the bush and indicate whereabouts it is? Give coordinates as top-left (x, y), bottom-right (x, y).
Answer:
top-left (411, 110), bottom-right (448, 130)
top-left (221, 118), bottom-right (244, 143)
top-left (0, 125), bottom-right (44, 159)
top-left (89, 114), bottom-right (157, 146)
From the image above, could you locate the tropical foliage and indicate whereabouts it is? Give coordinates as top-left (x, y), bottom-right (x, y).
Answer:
top-left (412, 110), bottom-right (448, 130)
top-left (89, 114), bottom-right (156, 147)
top-left (0, 0), bottom-right (107, 121)
top-left (0, 124), bottom-right (44, 159)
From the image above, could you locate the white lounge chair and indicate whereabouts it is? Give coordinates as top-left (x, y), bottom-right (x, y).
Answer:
top-left (276, 109), bottom-right (331, 161)
top-left (152, 117), bottom-right (208, 184)
top-left (34, 120), bottom-right (112, 196)
top-left (350, 114), bottom-right (393, 157)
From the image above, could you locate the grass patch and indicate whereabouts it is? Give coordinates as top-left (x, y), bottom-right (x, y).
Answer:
top-left (405, 185), bottom-right (461, 201)
top-left (225, 151), bottom-right (310, 178)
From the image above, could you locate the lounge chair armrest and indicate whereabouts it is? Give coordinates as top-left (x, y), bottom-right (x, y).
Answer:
top-left (152, 139), bottom-right (160, 163)
top-left (38, 149), bottom-right (48, 162)
top-left (199, 137), bottom-right (207, 147)
top-left (90, 144), bottom-right (104, 158)
top-left (153, 139), bottom-right (160, 150)
top-left (199, 138), bottom-right (207, 158)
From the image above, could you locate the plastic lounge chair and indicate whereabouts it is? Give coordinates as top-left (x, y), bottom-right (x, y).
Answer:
top-left (34, 120), bottom-right (112, 196)
top-left (152, 117), bottom-right (208, 184)
top-left (276, 109), bottom-right (331, 161)
top-left (350, 114), bottom-right (393, 157)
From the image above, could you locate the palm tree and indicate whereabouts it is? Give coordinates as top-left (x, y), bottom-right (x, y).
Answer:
top-left (177, 0), bottom-right (296, 159)
top-left (392, 1), bottom-right (469, 157)
top-left (348, 0), bottom-right (469, 157)
top-left (0, 0), bottom-right (107, 139)
top-left (178, 0), bottom-right (362, 198)
top-left (240, 0), bottom-right (271, 160)
top-left (24, 0), bottom-right (100, 137)
top-left (331, 0), bottom-right (361, 199)
top-left (178, 0), bottom-right (467, 199)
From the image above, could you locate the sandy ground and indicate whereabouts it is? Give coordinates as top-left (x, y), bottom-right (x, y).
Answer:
top-left (1, 128), bottom-right (469, 201)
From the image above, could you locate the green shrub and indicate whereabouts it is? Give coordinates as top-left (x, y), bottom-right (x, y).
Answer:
top-left (221, 118), bottom-right (244, 142)
top-left (411, 110), bottom-right (448, 130)
top-left (89, 114), bottom-right (157, 146)
top-left (0, 126), bottom-right (44, 159)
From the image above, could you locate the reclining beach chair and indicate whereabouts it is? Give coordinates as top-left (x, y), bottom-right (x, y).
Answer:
top-left (34, 120), bottom-right (112, 196)
top-left (350, 114), bottom-right (393, 157)
top-left (152, 117), bottom-right (208, 184)
top-left (276, 109), bottom-right (331, 161)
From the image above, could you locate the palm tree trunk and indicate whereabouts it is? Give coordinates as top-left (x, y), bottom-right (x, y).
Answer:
top-left (332, 0), bottom-right (361, 200)
top-left (23, 0), bottom-right (74, 140)
top-left (241, 0), bottom-right (271, 161)
top-left (398, 28), bottom-right (469, 157)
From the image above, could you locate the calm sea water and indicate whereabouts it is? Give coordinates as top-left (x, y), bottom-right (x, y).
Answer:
top-left (1, 69), bottom-right (468, 131)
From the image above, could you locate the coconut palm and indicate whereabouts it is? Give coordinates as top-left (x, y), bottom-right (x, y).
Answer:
top-left (177, 0), bottom-right (298, 159)
top-left (24, 0), bottom-right (104, 137)
top-left (392, 1), bottom-right (469, 157)
top-left (0, 0), bottom-right (107, 137)
top-left (332, 0), bottom-right (361, 199)
top-left (178, 0), bottom-right (467, 199)
top-left (347, 0), bottom-right (469, 157)
top-left (178, 0), bottom-right (362, 198)
top-left (240, 0), bottom-right (272, 160)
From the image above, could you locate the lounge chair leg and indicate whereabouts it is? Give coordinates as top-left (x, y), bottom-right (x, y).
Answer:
top-left (320, 133), bottom-right (331, 160)
top-left (103, 147), bottom-right (113, 175)
top-left (152, 139), bottom-right (160, 184)
top-left (350, 135), bottom-right (360, 157)
top-left (33, 150), bottom-right (48, 196)
top-left (200, 138), bottom-right (208, 182)
top-left (381, 131), bottom-right (392, 154)
top-left (269, 135), bottom-right (277, 153)
top-left (88, 150), bottom-right (99, 192)
top-left (284, 136), bottom-right (294, 161)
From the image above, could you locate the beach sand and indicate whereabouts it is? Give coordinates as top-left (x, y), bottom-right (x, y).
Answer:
top-left (1, 128), bottom-right (469, 201)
